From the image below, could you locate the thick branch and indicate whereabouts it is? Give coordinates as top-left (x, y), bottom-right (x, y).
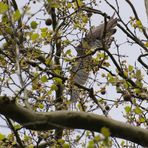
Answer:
top-left (0, 96), bottom-right (148, 147)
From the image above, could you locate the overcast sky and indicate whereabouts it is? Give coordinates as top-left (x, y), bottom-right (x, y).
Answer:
top-left (0, 0), bottom-right (147, 136)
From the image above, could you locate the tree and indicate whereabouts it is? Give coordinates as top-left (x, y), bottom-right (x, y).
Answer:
top-left (0, 0), bottom-right (147, 147)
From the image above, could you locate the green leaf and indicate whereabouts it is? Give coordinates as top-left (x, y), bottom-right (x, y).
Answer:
top-left (123, 70), bottom-right (128, 77)
top-left (128, 65), bottom-right (134, 72)
top-left (38, 103), bottom-right (44, 109)
top-left (99, 53), bottom-right (106, 58)
top-left (14, 124), bottom-right (21, 130)
top-left (101, 127), bottom-right (110, 138)
top-left (54, 69), bottom-right (61, 75)
top-left (41, 75), bottom-right (48, 83)
top-left (116, 87), bottom-right (122, 93)
top-left (134, 107), bottom-right (142, 114)
top-left (134, 88), bottom-right (141, 94)
top-left (2, 14), bottom-right (8, 23)
top-left (139, 117), bottom-right (145, 123)
top-left (40, 27), bottom-right (48, 32)
top-left (63, 143), bottom-right (70, 148)
top-left (82, 15), bottom-right (88, 23)
top-left (135, 70), bottom-right (142, 79)
top-left (31, 33), bottom-right (39, 41)
top-left (50, 84), bottom-right (58, 91)
top-left (12, 141), bottom-right (17, 146)
top-left (47, 90), bottom-right (52, 95)
top-left (0, 133), bottom-right (5, 140)
top-left (74, 0), bottom-right (83, 7)
top-left (82, 40), bottom-right (90, 49)
top-left (86, 131), bottom-right (90, 136)
top-left (136, 20), bottom-right (142, 29)
top-left (124, 106), bottom-right (131, 113)
top-left (65, 49), bottom-right (72, 56)
top-left (53, 77), bottom-right (62, 84)
top-left (94, 135), bottom-right (101, 142)
top-left (121, 141), bottom-right (125, 147)
top-left (135, 80), bottom-right (143, 87)
top-left (13, 10), bottom-right (21, 21)
top-left (67, 3), bottom-right (72, 8)
top-left (24, 135), bottom-right (31, 142)
top-left (108, 76), bottom-right (115, 84)
top-left (103, 62), bottom-right (110, 67)
top-left (27, 145), bottom-right (34, 148)
top-left (45, 58), bottom-right (52, 66)
top-left (144, 42), bottom-right (148, 47)
top-left (30, 21), bottom-right (38, 29)
top-left (41, 31), bottom-right (47, 38)
top-left (51, 2), bottom-right (59, 8)
top-left (40, 27), bottom-right (52, 39)
top-left (87, 140), bottom-right (95, 148)
top-left (58, 139), bottom-right (65, 144)
top-left (0, 2), bottom-right (8, 14)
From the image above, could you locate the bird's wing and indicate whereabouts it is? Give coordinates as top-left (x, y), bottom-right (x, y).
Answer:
top-left (86, 17), bottom-right (117, 42)
top-left (70, 15), bottom-right (117, 101)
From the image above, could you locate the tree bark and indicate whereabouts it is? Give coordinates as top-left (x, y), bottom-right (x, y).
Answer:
top-left (0, 96), bottom-right (148, 147)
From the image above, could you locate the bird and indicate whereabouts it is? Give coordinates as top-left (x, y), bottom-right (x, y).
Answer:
top-left (70, 15), bottom-right (117, 101)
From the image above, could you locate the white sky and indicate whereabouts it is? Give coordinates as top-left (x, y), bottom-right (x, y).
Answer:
top-left (0, 0), bottom-right (147, 138)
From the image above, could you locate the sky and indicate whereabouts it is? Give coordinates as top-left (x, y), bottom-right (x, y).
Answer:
top-left (0, 0), bottom-right (147, 138)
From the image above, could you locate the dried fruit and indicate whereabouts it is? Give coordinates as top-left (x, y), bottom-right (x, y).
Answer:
top-left (45, 18), bottom-right (52, 26)
top-left (123, 93), bottom-right (131, 101)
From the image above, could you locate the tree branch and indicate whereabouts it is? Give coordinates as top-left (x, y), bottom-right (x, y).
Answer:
top-left (138, 54), bottom-right (148, 69)
top-left (0, 96), bottom-right (148, 147)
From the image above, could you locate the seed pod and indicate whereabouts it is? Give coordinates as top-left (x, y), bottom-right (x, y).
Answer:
top-left (100, 87), bottom-right (106, 95)
top-left (105, 105), bottom-right (110, 111)
top-left (45, 18), bottom-right (52, 26)
top-left (123, 93), bottom-right (131, 102)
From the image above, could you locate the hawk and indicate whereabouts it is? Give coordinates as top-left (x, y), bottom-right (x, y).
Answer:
top-left (70, 15), bottom-right (117, 101)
